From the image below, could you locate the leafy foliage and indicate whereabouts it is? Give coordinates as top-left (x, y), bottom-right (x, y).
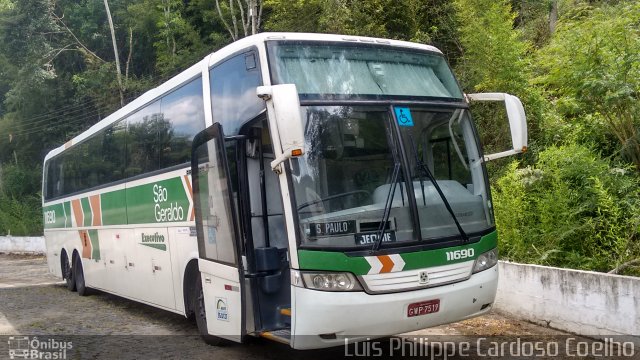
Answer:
top-left (536, 2), bottom-right (640, 168)
top-left (454, 0), bottom-right (545, 161)
top-left (0, 164), bottom-right (42, 235)
top-left (456, 0), bottom-right (640, 274)
top-left (493, 144), bottom-right (640, 274)
top-left (264, 0), bottom-right (460, 53)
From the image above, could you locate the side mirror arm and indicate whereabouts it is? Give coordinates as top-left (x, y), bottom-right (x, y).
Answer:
top-left (466, 92), bottom-right (528, 162)
top-left (257, 84), bottom-right (305, 174)
top-left (270, 149), bottom-right (302, 174)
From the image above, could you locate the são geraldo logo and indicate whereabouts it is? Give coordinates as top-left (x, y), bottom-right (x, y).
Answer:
top-left (153, 184), bottom-right (184, 222)
top-left (8, 336), bottom-right (72, 359)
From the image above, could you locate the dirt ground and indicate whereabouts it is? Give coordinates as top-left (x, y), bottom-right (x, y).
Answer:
top-left (0, 254), bottom-right (630, 359)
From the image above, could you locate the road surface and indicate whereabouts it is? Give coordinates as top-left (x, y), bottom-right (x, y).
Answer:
top-left (1, 254), bottom-right (625, 359)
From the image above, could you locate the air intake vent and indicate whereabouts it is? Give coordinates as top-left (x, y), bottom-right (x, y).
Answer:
top-left (359, 220), bottom-right (393, 233)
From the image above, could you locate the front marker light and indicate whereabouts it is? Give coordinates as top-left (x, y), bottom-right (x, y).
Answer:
top-left (293, 271), bottom-right (363, 292)
top-left (473, 248), bottom-right (498, 273)
top-left (291, 269), bottom-right (303, 287)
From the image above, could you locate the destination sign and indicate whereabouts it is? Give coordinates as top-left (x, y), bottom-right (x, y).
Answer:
top-left (356, 231), bottom-right (397, 245)
top-left (308, 220), bottom-right (356, 237)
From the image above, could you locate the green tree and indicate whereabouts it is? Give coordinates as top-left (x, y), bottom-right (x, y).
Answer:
top-left (454, 0), bottom-right (544, 160)
top-left (536, 1), bottom-right (640, 169)
top-left (493, 144), bottom-right (640, 274)
top-left (264, 0), bottom-right (453, 44)
top-left (155, 0), bottom-right (205, 76)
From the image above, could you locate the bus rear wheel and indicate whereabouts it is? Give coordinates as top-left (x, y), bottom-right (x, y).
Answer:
top-left (61, 252), bottom-right (76, 292)
top-left (74, 255), bottom-right (91, 296)
top-left (194, 273), bottom-right (227, 346)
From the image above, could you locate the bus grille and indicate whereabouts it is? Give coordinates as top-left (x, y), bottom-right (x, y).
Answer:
top-left (360, 260), bottom-right (475, 294)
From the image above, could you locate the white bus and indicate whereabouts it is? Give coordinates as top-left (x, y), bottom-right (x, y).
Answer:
top-left (42, 32), bottom-right (527, 349)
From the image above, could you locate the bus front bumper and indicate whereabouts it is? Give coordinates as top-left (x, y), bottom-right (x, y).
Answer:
top-left (290, 265), bottom-right (498, 349)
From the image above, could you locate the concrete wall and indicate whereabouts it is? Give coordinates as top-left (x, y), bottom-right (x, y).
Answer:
top-left (0, 236), bottom-right (45, 254)
top-left (495, 261), bottom-right (639, 338)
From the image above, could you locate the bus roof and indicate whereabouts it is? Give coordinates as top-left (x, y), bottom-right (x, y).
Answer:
top-left (44, 32), bottom-right (442, 162)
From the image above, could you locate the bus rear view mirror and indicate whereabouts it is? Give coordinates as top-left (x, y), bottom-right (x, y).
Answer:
top-left (257, 84), bottom-right (305, 173)
top-left (466, 93), bottom-right (528, 162)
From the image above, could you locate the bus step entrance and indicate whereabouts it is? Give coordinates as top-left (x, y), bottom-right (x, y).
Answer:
top-left (260, 329), bottom-right (291, 344)
top-left (278, 307), bottom-right (291, 326)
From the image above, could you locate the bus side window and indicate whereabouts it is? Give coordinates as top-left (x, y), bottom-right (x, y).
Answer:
top-left (210, 50), bottom-right (265, 133)
top-left (84, 134), bottom-right (103, 189)
top-left (159, 77), bottom-right (205, 169)
top-left (102, 120), bottom-right (127, 183)
top-left (126, 101), bottom-right (161, 177)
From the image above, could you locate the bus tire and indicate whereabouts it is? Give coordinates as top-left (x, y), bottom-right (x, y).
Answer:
top-left (74, 255), bottom-right (91, 296)
top-left (61, 251), bottom-right (76, 292)
top-left (194, 273), bottom-right (227, 346)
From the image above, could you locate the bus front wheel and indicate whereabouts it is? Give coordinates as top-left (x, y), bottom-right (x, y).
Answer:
top-left (194, 273), bottom-right (227, 346)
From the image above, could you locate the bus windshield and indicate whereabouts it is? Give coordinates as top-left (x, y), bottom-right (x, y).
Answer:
top-left (267, 41), bottom-right (463, 99)
top-left (291, 106), bottom-right (494, 249)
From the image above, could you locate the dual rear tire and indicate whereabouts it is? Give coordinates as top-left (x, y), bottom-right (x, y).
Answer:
top-left (62, 252), bottom-right (225, 345)
top-left (74, 255), bottom-right (90, 296)
top-left (61, 251), bottom-right (90, 296)
top-left (62, 252), bottom-right (76, 292)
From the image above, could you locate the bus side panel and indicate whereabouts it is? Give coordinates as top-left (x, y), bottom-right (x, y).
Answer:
top-left (84, 229), bottom-right (119, 291)
top-left (44, 230), bottom-right (67, 278)
top-left (167, 226), bottom-right (199, 316)
top-left (98, 229), bottom-right (123, 293)
top-left (43, 169), bottom-right (195, 313)
top-left (131, 226), bottom-right (176, 309)
top-left (81, 231), bottom-right (105, 290)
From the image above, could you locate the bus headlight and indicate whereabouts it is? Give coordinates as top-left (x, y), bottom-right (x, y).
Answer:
top-left (292, 270), bottom-right (363, 292)
top-left (472, 248), bottom-right (498, 273)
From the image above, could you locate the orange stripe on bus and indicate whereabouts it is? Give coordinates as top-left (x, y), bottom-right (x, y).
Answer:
top-left (79, 230), bottom-right (91, 259)
top-left (71, 199), bottom-right (83, 227)
top-left (183, 175), bottom-right (195, 221)
top-left (89, 195), bottom-right (102, 226)
top-left (378, 255), bottom-right (394, 273)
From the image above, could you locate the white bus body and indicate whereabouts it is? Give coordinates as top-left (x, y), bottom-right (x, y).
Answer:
top-left (43, 33), bottom-right (526, 349)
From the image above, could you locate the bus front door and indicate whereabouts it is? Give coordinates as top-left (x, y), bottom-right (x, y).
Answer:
top-left (191, 123), bottom-right (245, 342)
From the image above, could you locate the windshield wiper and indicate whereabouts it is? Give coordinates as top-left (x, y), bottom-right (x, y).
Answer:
top-left (372, 162), bottom-right (401, 252)
top-left (409, 135), bottom-right (469, 243)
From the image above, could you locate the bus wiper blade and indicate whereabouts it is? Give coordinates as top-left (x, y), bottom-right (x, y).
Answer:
top-left (373, 162), bottom-right (401, 252)
top-left (408, 136), bottom-right (427, 207)
top-left (406, 132), bottom-right (468, 243)
top-left (415, 160), bottom-right (469, 243)
top-left (407, 134), bottom-right (468, 243)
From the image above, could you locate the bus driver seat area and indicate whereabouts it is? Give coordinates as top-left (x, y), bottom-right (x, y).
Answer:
top-left (243, 122), bottom-right (292, 332)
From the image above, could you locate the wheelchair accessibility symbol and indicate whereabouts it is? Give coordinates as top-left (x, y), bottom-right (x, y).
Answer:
top-left (394, 107), bottom-right (414, 127)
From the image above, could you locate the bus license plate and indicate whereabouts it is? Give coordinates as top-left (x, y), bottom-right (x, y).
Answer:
top-left (407, 299), bottom-right (440, 317)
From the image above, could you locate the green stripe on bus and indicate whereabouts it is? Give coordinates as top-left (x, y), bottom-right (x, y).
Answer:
top-left (140, 243), bottom-right (167, 251)
top-left (400, 230), bottom-right (497, 270)
top-left (43, 175), bottom-right (191, 228)
top-left (101, 190), bottom-right (127, 225)
top-left (126, 177), bottom-right (190, 224)
top-left (297, 230), bottom-right (498, 275)
top-left (81, 197), bottom-right (92, 227)
top-left (89, 229), bottom-right (101, 260)
top-left (297, 250), bottom-right (372, 275)
top-left (64, 201), bottom-right (71, 227)
top-left (43, 203), bottom-right (66, 229)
